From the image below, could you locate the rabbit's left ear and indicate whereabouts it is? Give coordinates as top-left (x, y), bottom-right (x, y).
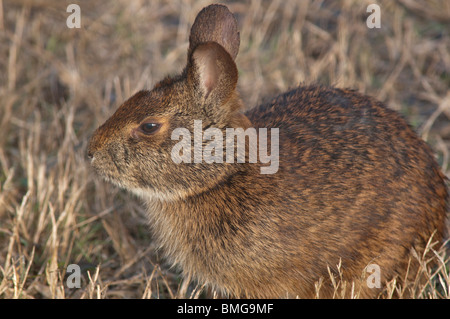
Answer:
top-left (188, 4), bottom-right (240, 61)
top-left (187, 41), bottom-right (238, 105)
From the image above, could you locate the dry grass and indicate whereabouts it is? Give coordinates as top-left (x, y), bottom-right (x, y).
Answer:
top-left (0, 0), bottom-right (449, 299)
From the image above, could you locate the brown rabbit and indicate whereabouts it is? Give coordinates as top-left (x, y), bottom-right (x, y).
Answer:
top-left (87, 4), bottom-right (448, 298)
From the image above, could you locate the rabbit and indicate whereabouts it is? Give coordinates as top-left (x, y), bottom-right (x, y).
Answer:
top-left (87, 4), bottom-right (448, 298)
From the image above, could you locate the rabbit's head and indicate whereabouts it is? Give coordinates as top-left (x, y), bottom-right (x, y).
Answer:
top-left (88, 4), bottom-right (252, 201)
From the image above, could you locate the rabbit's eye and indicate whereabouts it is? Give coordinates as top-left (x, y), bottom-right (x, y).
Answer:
top-left (139, 123), bottom-right (161, 135)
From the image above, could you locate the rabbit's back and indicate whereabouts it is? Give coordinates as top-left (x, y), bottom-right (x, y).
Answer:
top-left (243, 85), bottom-right (448, 296)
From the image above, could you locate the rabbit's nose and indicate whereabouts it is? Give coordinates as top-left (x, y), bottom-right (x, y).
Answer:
top-left (87, 148), bottom-right (93, 159)
top-left (87, 132), bottom-right (101, 160)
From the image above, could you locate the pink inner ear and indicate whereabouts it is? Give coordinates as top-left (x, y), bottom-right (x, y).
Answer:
top-left (194, 47), bottom-right (218, 100)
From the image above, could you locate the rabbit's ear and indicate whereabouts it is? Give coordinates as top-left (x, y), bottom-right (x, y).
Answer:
top-left (187, 41), bottom-right (238, 105)
top-left (188, 4), bottom-right (240, 61)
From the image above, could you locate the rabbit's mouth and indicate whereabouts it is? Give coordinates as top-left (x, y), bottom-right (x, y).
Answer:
top-left (90, 161), bottom-right (116, 184)
top-left (89, 154), bottom-right (122, 185)
top-left (94, 167), bottom-right (135, 193)
top-left (89, 153), bottom-right (157, 196)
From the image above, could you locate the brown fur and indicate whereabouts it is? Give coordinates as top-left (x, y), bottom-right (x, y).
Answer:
top-left (87, 4), bottom-right (448, 298)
